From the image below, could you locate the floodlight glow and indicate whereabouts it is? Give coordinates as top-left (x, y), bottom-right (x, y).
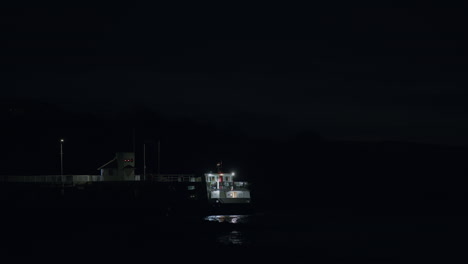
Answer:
top-left (60, 139), bottom-right (64, 142)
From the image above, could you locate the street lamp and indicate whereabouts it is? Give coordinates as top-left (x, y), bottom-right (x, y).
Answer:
top-left (60, 139), bottom-right (64, 185)
top-left (143, 143), bottom-right (146, 181)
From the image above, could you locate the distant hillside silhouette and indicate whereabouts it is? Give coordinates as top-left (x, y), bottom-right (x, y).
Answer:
top-left (2, 99), bottom-right (467, 215)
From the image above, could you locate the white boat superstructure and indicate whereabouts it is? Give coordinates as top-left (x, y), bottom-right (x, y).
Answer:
top-left (205, 162), bottom-right (251, 204)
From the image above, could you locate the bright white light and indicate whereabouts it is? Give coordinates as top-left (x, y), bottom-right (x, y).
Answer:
top-left (60, 139), bottom-right (64, 142)
top-left (232, 172), bottom-right (235, 176)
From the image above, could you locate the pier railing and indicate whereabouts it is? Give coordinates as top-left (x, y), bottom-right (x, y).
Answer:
top-left (0, 174), bottom-right (203, 184)
top-left (149, 174), bottom-right (201, 182)
top-left (0, 175), bottom-right (101, 184)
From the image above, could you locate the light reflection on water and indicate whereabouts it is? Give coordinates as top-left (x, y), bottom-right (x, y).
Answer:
top-left (204, 214), bottom-right (250, 224)
top-left (197, 211), bottom-right (447, 261)
top-left (204, 215), bottom-right (252, 245)
top-left (217, 230), bottom-right (250, 245)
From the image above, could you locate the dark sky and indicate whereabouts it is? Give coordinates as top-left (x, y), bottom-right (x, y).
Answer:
top-left (2, 3), bottom-right (468, 146)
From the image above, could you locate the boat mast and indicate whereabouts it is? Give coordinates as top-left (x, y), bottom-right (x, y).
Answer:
top-left (216, 161), bottom-right (223, 189)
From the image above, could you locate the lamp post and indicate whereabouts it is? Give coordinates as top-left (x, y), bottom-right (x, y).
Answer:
top-left (60, 139), bottom-right (64, 185)
top-left (143, 143), bottom-right (146, 181)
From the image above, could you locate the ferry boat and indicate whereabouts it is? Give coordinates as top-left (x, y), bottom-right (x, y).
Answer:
top-left (204, 162), bottom-right (253, 215)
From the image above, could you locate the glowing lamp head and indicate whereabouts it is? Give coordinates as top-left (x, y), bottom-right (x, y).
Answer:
top-left (60, 139), bottom-right (64, 143)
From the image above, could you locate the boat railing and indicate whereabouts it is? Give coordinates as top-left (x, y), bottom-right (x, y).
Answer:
top-left (234, 181), bottom-right (249, 187)
top-left (207, 181), bottom-right (249, 190)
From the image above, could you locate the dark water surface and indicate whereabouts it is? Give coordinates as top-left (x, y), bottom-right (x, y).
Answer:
top-left (2, 207), bottom-right (466, 263)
